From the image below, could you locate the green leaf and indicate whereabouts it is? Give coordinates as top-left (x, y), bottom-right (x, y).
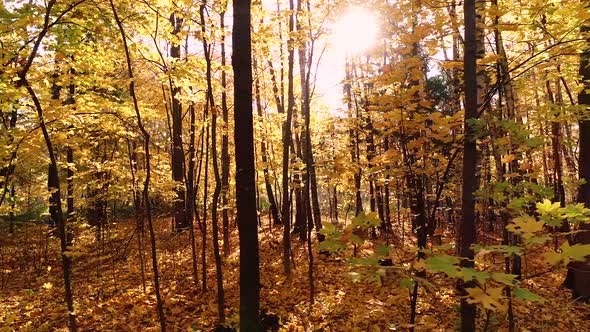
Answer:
top-left (536, 199), bottom-right (561, 215)
top-left (350, 256), bottom-right (379, 266)
top-left (525, 235), bottom-right (551, 246)
top-left (318, 239), bottom-right (346, 253)
top-left (349, 234), bottom-right (364, 245)
top-left (400, 277), bottom-right (416, 290)
top-left (536, 199), bottom-right (566, 226)
top-left (473, 244), bottom-right (524, 257)
top-left (543, 251), bottom-right (563, 266)
top-left (320, 222), bottom-right (336, 235)
top-left (351, 211), bottom-right (381, 228)
top-left (507, 197), bottom-right (527, 212)
top-left (560, 203), bottom-right (590, 224)
top-left (562, 242), bottom-right (590, 262)
top-left (425, 254), bottom-right (461, 277)
top-left (513, 287), bottom-right (545, 303)
top-left (375, 244), bottom-right (390, 256)
top-left (490, 272), bottom-right (517, 286)
top-left (458, 268), bottom-right (490, 284)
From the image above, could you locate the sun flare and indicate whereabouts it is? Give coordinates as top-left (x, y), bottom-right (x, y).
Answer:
top-left (331, 7), bottom-right (379, 54)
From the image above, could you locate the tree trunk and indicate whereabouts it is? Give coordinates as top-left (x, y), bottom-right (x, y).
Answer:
top-left (565, 0), bottom-right (590, 299)
top-left (232, 0), bottom-right (261, 328)
top-left (199, 0), bottom-right (225, 321)
top-left (282, 0), bottom-right (296, 278)
top-left (253, 57), bottom-right (281, 227)
top-left (220, 7), bottom-right (231, 257)
top-left (0, 109), bottom-right (17, 209)
top-left (110, 2), bottom-right (166, 329)
top-left (459, 0), bottom-right (478, 329)
top-left (169, 11), bottom-right (187, 231)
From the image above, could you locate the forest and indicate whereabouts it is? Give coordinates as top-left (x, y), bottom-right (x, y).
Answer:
top-left (1, 0), bottom-right (590, 330)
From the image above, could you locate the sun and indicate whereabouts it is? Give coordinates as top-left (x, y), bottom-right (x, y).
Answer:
top-left (330, 7), bottom-right (379, 55)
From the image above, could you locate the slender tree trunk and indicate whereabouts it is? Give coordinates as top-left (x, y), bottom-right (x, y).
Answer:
top-left (233, 0), bottom-right (261, 328)
top-left (0, 109), bottom-right (17, 212)
top-left (41, 56), bottom-right (77, 332)
top-left (282, 0), bottom-right (296, 278)
top-left (110, 2), bottom-right (166, 329)
top-left (220, 8), bottom-right (231, 257)
top-left (23, 80), bottom-right (77, 331)
top-left (199, 0), bottom-right (225, 321)
top-left (202, 122), bottom-right (209, 291)
top-left (186, 102), bottom-right (199, 288)
top-left (8, 185), bottom-right (15, 234)
top-left (345, 59), bottom-right (363, 217)
top-left (546, 81), bottom-right (567, 207)
top-left (127, 140), bottom-right (147, 293)
top-left (299, 0), bottom-right (322, 235)
top-left (253, 57), bottom-right (281, 226)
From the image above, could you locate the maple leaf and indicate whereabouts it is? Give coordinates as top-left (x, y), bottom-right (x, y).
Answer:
top-left (513, 287), bottom-right (545, 303)
top-left (561, 242), bottom-right (590, 263)
top-left (466, 287), bottom-right (507, 312)
top-left (506, 215), bottom-right (544, 239)
top-left (536, 199), bottom-right (565, 226)
top-left (425, 254), bottom-right (461, 277)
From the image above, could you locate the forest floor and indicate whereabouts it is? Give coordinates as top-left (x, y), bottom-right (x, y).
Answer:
top-left (0, 217), bottom-right (589, 331)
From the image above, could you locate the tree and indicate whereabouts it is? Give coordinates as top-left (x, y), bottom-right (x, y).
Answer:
top-left (282, 0), bottom-right (296, 278)
top-left (169, 10), bottom-right (188, 232)
top-left (12, 2), bottom-right (84, 330)
top-left (110, 0), bottom-right (166, 329)
top-left (459, 0), bottom-right (478, 329)
top-left (232, 0), bottom-right (261, 329)
top-left (565, 0), bottom-right (590, 300)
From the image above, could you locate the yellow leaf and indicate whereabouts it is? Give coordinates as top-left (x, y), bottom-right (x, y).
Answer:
top-left (42, 282), bottom-right (53, 289)
top-left (506, 215), bottom-right (544, 239)
top-left (501, 154), bottom-right (516, 164)
top-left (466, 287), bottom-right (507, 311)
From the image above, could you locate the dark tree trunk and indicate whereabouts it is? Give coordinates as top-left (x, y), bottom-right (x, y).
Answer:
top-left (43, 62), bottom-right (77, 332)
top-left (187, 104), bottom-right (199, 288)
top-left (546, 81), bottom-right (567, 209)
top-left (24, 82), bottom-right (77, 331)
top-left (127, 140), bottom-right (147, 293)
top-left (110, 2), bottom-right (166, 329)
top-left (220, 8), bottom-right (231, 257)
top-left (66, 146), bottom-right (74, 231)
top-left (0, 109), bottom-right (17, 209)
top-left (202, 122), bottom-right (210, 291)
top-left (282, 0), bottom-right (296, 278)
top-left (199, 0), bottom-right (225, 321)
top-left (297, 0), bottom-right (322, 235)
top-left (565, 0), bottom-right (590, 299)
top-left (459, 0), bottom-right (478, 329)
top-left (232, 0), bottom-right (261, 329)
top-left (8, 185), bottom-right (15, 234)
top-left (170, 12), bottom-right (187, 231)
top-left (345, 59), bottom-right (363, 217)
top-left (254, 57), bottom-right (281, 227)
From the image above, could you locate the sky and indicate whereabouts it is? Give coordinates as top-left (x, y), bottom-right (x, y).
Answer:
top-left (314, 7), bottom-right (379, 112)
